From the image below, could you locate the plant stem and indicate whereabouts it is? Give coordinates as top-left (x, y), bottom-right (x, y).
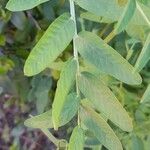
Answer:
top-left (126, 42), bottom-right (136, 61)
top-left (27, 11), bottom-right (41, 30)
top-left (69, 0), bottom-right (79, 59)
top-left (42, 129), bottom-right (59, 146)
top-left (99, 23), bottom-right (110, 37)
top-left (69, 0), bottom-right (80, 125)
top-left (29, 116), bottom-right (59, 146)
top-left (104, 30), bottom-right (116, 43)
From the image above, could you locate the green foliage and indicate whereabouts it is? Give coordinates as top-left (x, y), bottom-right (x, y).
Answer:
top-left (25, 92), bottom-right (79, 129)
top-left (78, 72), bottom-right (133, 132)
top-left (68, 126), bottom-right (85, 150)
top-left (24, 110), bottom-right (53, 129)
top-left (76, 31), bottom-right (142, 85)
top-left (74, 0), bottom-right (122, 21)
top-left (6, 0), bottom-right (49, 11)
top-left (24, 13), bottom-right (75, 76)
top-left (28, 75), bottom-right (52, 114)
top-left (141, 84), bottom-right (150, 103)
top-left (131, 135), bottom-right (144, 150)
top-left (52, 59), bottom-right (77, 130)
top-left (81, 100), bottom-right (123, 150)
top-left (0, 57), bottom-right (14, 74)
top-left (135, 33), bottom-right (150, 72)
top-left (114, 0), bottom-right (136, 33)
top-left (59, 92), bottom-right (80, 126)
top-left (3, 0), bottom-right (150, 149)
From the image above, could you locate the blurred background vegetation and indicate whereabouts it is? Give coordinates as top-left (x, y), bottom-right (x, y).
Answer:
top-left (0, 0), bottom-right (150, 149)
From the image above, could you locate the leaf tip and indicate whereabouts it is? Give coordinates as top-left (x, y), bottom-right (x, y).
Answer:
top-left (24, 119), bottom-right (30, 127)
top-left (135, 73), bottom-right (142, 85)
top-left (53, 122), bottom-right (59, 131)
top-left (122, 116), bottom-right (133, 132)
top-left (23, 68), bottom-right (31, 77)
top-left (23, 63), bottom-right (35, 77)
top-left (52, 114), bottom-right (59, 131)
top-left (127, 122), bottom-right (133, 132)
top-left (5, 1), bottom-right (14, 11)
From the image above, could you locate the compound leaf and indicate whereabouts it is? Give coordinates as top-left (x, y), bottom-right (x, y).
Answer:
top-left (24, 13), bottom-right (75, 76)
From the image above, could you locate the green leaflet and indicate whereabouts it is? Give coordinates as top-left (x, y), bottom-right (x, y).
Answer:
top-left (75, 0), bottom-right (150, 27)
top-left (6, 0), bottom-right (49, 11)
top-left (74, 0), bottom-right (122, 21)
top-left (28, 75), bottom-right (52, 114)
top-left (80, 101), bottom-right (123, 150)
top-left (135, 33), bottom-right (150, 72)
top-left (126, 23), bottom-right (147, 41)
top-left (80, 12), bottom-right (113, 24)
top-left (84, 131), bottom-right (100, 147)
top-left (114, 0), bottom-right (136, 33)
top-left (52, 59), bottom-right (77, 130)
top-left (49, 61), bottom-right (65, 71)
top-left (131, 3), bottom-right (150, 26)
top-left (78, 72), bottom-right (133, 132)
top-left (68, 126), bottom-right (85, 150)
top-left (80, 12), bottom-right (102, 23)
top-left (138, 0), bottom-right (149, 5)
top-left (25, 92), bottom-right (79, 129)
top-left (76, 31), bottom-right (142, 85)
top-left (131, 135), bottom-right (144, 150)
top-left (59, 92), bottom-right (80, 125)
top-left (35, 90), bottom-right (49, 114)
top-left (24, 13), bottom-right (75, 76)
top-left (24, 110), bottom-right (53, 129)
top-left (141, 84), bottom-right (150, 103)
